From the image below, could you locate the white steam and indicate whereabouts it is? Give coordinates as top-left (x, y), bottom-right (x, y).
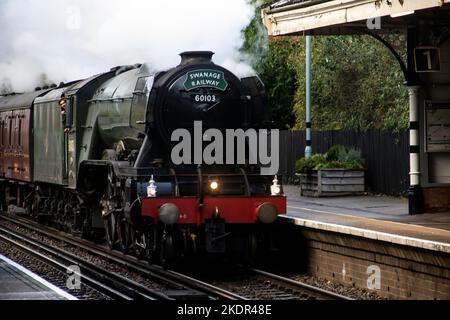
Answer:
top-left (0, 0), bottom-right (256, 92)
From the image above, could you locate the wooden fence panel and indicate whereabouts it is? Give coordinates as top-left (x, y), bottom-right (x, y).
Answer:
top-left (278, 129), bottom-right (409, 195)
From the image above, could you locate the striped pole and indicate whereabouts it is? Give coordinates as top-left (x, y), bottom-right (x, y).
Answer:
top-left (408, 85), bottom-right (422, 214)
top-left (305, 35), bottom-right (312, 158)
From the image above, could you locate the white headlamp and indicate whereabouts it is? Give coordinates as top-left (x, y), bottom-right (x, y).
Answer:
top-left (270, 175), bottom-right (281, 196)
top-left (147, 175), bottom-right (157, 197)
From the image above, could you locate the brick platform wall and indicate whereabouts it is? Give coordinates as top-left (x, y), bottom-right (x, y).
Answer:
top-left (290, 227), bottom-right (450, 299)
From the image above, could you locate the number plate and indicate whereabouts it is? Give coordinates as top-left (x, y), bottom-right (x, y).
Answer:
top-left (191, 94), bottom-right (217, 103)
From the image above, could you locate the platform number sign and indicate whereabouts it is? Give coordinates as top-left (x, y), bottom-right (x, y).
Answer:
top-left (414, 47), bottom-right (440, 72)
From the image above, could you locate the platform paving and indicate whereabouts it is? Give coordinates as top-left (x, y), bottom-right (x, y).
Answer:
top-left (283, 185), bottom-right (450, 252)
top-left (0, 254), bottom-right (76, 300)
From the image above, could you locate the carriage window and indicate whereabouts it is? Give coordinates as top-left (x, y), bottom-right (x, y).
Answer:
top-left (2, 119), bottom-right (5, 146)
top-left (0, 119), bottom-right (3, 146)
top-left (18, 116), bottom-right (22, 146)
top-left (1, 119), bottom-right (5, 146)
top-left (9, 117), bottom-right (12, 146)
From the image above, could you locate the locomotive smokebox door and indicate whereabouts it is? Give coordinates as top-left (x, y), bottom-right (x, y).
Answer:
top-left (205, 219), bottom-right (228, 253)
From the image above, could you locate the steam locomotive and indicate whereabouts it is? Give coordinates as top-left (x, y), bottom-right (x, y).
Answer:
top-left (0, 52), bottom-right (286, 266)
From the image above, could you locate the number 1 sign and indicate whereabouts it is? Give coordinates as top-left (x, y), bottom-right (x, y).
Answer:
top-left (414, 47), bottom-right (440, 72)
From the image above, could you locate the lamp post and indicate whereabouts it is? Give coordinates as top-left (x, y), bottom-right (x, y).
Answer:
top-left (305, 35), bottom-right (312, 158)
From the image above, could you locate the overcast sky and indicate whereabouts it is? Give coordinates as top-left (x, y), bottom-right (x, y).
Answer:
top-left (0, 0), bottom-right (257, 92)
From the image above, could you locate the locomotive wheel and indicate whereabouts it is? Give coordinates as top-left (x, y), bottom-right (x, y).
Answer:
top-left (103, 212), bottom-right (117, 249)
top-left (146, 227), bottom-right (157, 263)
top-left (31, 190), bottom-right (45, 222)
top-left (244, 232), bottom-right (258, 267)
top-left (134, 231), bottom-right (147, 260)
top-left (101, 166), bottom-right (120, 250)
top-left (116, 214), bottom-right (131, 253)
top-left (160, 229), bottom-right (175, 269)
top-left (117, 189), bottom-right (133, 254)
top-left (0, 183), bottom-right (6, 212)
top-left (136, 226), bottom-right (157, 263)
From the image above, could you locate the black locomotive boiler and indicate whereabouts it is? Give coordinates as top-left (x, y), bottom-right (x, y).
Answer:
top-left (0, 51), bottom-right (286, 266)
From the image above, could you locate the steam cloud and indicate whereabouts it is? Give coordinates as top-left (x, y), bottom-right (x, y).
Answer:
top-left (0, 0), bottom-right (256, 92)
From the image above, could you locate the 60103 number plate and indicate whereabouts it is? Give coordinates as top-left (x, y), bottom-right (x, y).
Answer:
top-left (191, 94), bottom-right (217, 103)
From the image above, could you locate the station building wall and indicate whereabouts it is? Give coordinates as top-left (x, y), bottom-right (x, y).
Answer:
top-left (419, 38), bottom-right (450, 212)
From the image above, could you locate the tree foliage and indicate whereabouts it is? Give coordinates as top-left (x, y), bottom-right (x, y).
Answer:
top-left (289, 35), bottom-right (408, 131)
top-left (240, 0), bottom-right (299, 129)
top-left (241, 2), bottom-right (409, 131)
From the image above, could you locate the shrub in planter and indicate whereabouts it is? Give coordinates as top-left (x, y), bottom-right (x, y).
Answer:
top-left (295, 153), bottom-right (326, 173)
top-left (295, 145), bottom-right (364, 173)
top-left (295, 145), bottom-right (365, 197)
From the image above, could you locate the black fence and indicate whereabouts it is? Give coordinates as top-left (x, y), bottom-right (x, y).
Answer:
top-left (278, 129), bottom-right (409, 196)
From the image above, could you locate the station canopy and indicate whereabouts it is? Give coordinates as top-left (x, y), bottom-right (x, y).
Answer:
top-left (262, 0), bottom-right (450, 36)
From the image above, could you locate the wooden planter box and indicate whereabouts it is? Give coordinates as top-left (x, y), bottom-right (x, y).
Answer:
top-left (297, 169), bottom-right (365, 197)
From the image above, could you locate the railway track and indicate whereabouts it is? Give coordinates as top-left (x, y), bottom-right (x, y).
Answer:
top-left (0, 213), bottom-right (352, 300)
top-left (190, 265), bottom-right (354, 300)
top-left (249, 268), bottom-right (353, 300)
top-left (0, 225), bottom-right (170, 300)
top-left (0, 213), bottom-right (244, 300)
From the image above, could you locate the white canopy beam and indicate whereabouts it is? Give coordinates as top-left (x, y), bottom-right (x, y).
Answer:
top-left (262, 0), bottom-right (450, 36)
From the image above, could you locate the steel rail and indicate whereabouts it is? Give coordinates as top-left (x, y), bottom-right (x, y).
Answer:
top-left (0, 214), bottom-right (245, 300)
top-left (0, 231), bottom-right (132, 300)
top-left (0, 225), bottom-right (170, 300)
top-left (162, 269), bottom-right (248, 301)
top-left (251, 268), bottom-right (354, 300)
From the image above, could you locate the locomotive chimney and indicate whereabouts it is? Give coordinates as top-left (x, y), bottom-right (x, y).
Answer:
top-left (179, 51), bottom-right (214, 66)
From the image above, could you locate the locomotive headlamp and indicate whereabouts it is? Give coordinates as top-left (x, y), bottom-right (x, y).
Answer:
top-left (270, 175), bottom-right (281, 196)
top-left (210, 181), bottom-right (219, 191)
top-left (257, 202), bottom-right (278, 224)
top-left (147, 175), bottom-right (157, 197)
top-left (159, 203), bottom-right (180, 225)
